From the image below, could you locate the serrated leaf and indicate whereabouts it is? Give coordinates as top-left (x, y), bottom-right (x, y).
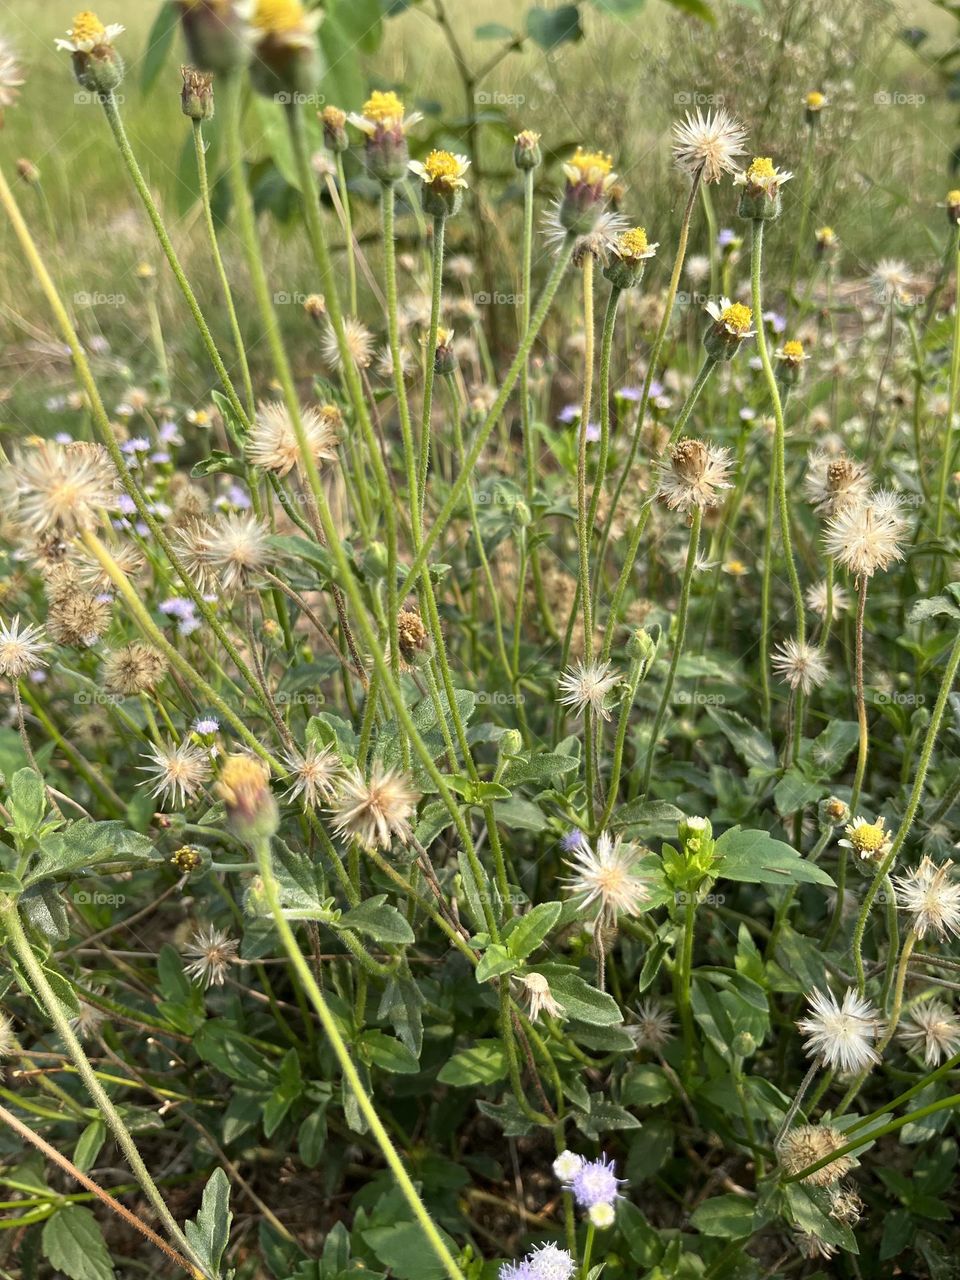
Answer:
top-left (503, 901), bottom-right (562, 959)
top-left (714, 826), bottom-right (835, 887)
top-left (184, 1168), bottom-right (232, 1279)
top-left (338, 896), bottom-right (414, 944)
top-left (533, 965), bottom-right (622, 1025)
top-left (690, 1194), bottom-right (757, 1238)
top-left (437, 1040), bottom-right (507, 1086)
top-left (42, 1207), bottom-right (114, 1280)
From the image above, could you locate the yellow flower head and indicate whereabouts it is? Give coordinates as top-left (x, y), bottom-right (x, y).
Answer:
top-left (70, 11), bottom-right (107, 43)
top-left (805, 90), bottom-right (826, 111)
top-left (720, 302), bottom-right (753, 335)
top-left (216, 754), bottom-right (279, 841)
top-left (253, 0), bottom-right (307, 33)
top-left (948, 190), bottom-right (960, 205)
top-left (323, 105), bottom-right (346, 129)
top-left (782, 339), bottom-right (805, 361)
top-left (842, 815), bottom-right (890, 859)
top-left (746, 156), bottom-right (776, 182)
top-left (515, 129), bottom-right (541, 147)
top-left (362, 90), bottom-right (405, 126)
top-left (816, 225), bottom-right (835, 241)
top-left (420, 149), bottom-right (468, 187)
top-left (135, 262), bottom-right (155, 279)
top-left (566, 147), bottom-right (614, 184)
top-left (618, 226), bottom-right (649, 257)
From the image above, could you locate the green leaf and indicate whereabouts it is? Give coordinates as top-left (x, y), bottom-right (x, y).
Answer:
top-left (263, 1048), bottom-right (303, 1137)
top-left (338, 896), bottom-right (415, 945)
top-left (610, 799), bottom-right (685, 835)
top-left (525, 4), bottom-right (583, 48)
top-left (714, 826), bottom-right (835, 887)
top-left (437, 1040), bottom-right (507, 1086)
top-left (534, 965), bottom-right (622, 1025)
top-left (475, 22), bottom-right (515, 38)
top-left (7, 768), bottom-right (47, 843)
top-left (42, 1207), bottom-right (115, 1280)
top-left (360, 1030), bottom-right (420, 1075)
top-left (706, 708), bottom-right (776, 771)
top-left (184, 1168), bottom-right (233, 1279)
top-left (690, 1194), bottom-right (757, 1238)
top-left (621, 1064), bottom-right (673, 1108)
top-left (140, 1), bottom-right (179, 94)
top-left (475, 943), bottom-right (518, 983)
top-left (25, 821), bottom-right (158, 887)
top-left (362, 1221), bottom-right (459, 1280)
top-left (72, 1121), bottom-right (106, 1175)
top-left (503, 901), bottom-right (562, 959)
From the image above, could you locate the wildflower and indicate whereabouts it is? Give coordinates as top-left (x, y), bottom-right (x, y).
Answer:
top-left (322, 316), bottom-right (374, 370)
top-left (803, 450), bottom-right (870, 518)
top-left (830, 1185), bottom-right (863, 1228)
top-left (672, 107), bottom-right (747, 184)
top-left (56, 11), bottom-right (125, 92)
top-left (321, 104), bottom-right (348, 152)
top-left (514, 129), bottom-right (542, 171)
top-left (47, 589), bottom-right (111, 648)
top-left (558, 146), bottom-right (618, 234)
top-left (69, 990), bottom-right (106, 1040)
top-left (777, 1124), bottom-right (854, 1187)
top-left (102, 642), bottom-right (167, 696)
top-left (249, 0), bottom-right (321, 98)
top-left (797, 987), bottom-right (882, 1073)
top-left (815, 225), bottom-right (838, 259)
top-left (771, 638), bottom-right (829, 695)
top-left (217, 754), bottom-right (279, 843)
top-left (823, 493), bottom-right (906, 577)
top-left (0, 616), bottom-right (49, 679)
top-left (180, 64), bottom-right (214, 120)
top-left (899, 1000), bottom-right (960, 1065)
top-left (395, 607), bottom-right (432, 670)
top-left (178, 513), bottom-right (271, 593)
top-left (588, 1204), bottom-right (615, 1228)
top-left (552, 1150), bottom-right (583, 1181)
top-left (247, 401), bottom-right (340, 477)
top-left (556, 658), bottom-right (620, 720)
top-left (793, 1231), bottom-right (836, 1261)
top-left (804, 89), bottom-right (828, 117)
top-left (518, 973), bottom-right (564, 1022)
top-left (0, 1012), bottom-right (16, 1058)
top-left (805, 579), bottom-right (850, 617)
top-left (184, 923), bottom-right (239, 988)
top-left (525, 1244), bottom-right (576, 1280)
top-left (331, 764), bottom-right (419, 850)
top-left (563, 831), bottom-right (650, 924)
top-left (870, 259), bottom-right (915, 308)
top-left (171, 845), bottom-right (203, 874)
top-left (892, 856), bottom-right (960, 940)
top-left (774, 337), bottom-right (808, 387)
top-left (603, 225), bottom-right (659, 289)
top-left (735, 156), bottom-right (793, 220)
top-left (282, 741), bottom-right (341, 808)
top-left (570, 1154), bottom-right (622, 1209)
top-left (839, 815), bottom-right (892, 864)
top-left (349, 90), bottom-right (422, 184)
top-left (631, 998), bottom-right (675, 1051)
top-left (944, 189), bottom-right (960, 227)
top-left (140, 739), bottom-right (212, 809)
top-left (8, 440), bottom-right (116, 536)
top-left (432, 327), bottom-right (457, 377)
top-left (408, 150), bottom-right (470, 218)
top-left (0, 37), bottom-right (24, 114)
top-left (703, 297), bottom-right (755, 359)
top-left (657, 438), bottom-right (733, 513)
top-left (175, 0), bottom-right (254, 75)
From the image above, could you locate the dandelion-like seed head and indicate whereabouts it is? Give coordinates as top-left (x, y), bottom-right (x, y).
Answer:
top-left (247, 401), bottom-right (340, 477)
top-left (331, 764), bottom-right (419, 850)
top-left (806, 580), bottom-right (850, 618)
top-left (803, 449), bottom-right (871, 517)
top-left (8, 440), bottom-right (117, 536)
top-left (657, 438), bottom-right (733, 513)
top-left (184, 923), bottom-right (239, 988)
top-left (102, 641), bottom-right (167, 696)
top-left (47, 588), bottom-right (112, 648)
top-left (823, 492), bottom-right (906, 578)
top-left (178, 512), bottom-right (271, 593)
top-left (0, 36), bottom-right (24, 111)
top-left (0, 616), bottom-right (49, 680)
top-left (672, 107), bottom-right (748, 184)
top-left (797, 986), bottom-right (882, 1074)
top-left (771, 638), bottom-right (829, 695)
top-left (777, 1124), bottom-right (854, 1187)
top-left (893, 856), bottom-right (960, 940)
top-left (631, 998), bottom-right (675, 1051)
top-left (518, 972), bottom-right (564, 1022)
top-left (322, 316), bottom-right (374, 370)
top-left (139, 739), bottom-right (211, 809)
top-left (870, 258), bottom-right (915, 307)
top-left (282, 741), bottom-right (341, 809)
top-left (899, 999), bottom-right (960, 1066)
top-left (563, 831), bottom-right (650, 925)
top-left (557, 658), bottom-right (620, 720)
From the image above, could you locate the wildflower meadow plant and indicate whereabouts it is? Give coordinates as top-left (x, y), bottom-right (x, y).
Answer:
top-left (2, 2), bottom-right (960, 1278)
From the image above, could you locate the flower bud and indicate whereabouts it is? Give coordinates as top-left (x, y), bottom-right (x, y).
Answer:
top-left (16, 158), bottom-right (40, 185)
top-left (321, 105), bottom-right (348, 152)
top-left (176, 0), bottom-right (252, 75)
top-left (409, 150), bottom-right (469, 218)
top-left (602, 226), bottom-right (658, 290)
top-left (804, 89), bottom-right (827, 125)
top-left (171, 845), bottom-right (203, 874)
top-left (433, 326), bottom-right (457, 377)
top-left (731, 1031), bottom-right (756, 1057)
top-left (947, 190), bottom-right (960, 227)
top-left (216, 754), bottom-right (279, 844)
top-left (349, 91), bottom-right (420, 185)
top-left (678, 814), bottom-right (712, 846)
top-left (818, 795), bottom-right (850, 831)
top-left (248, 0), bottom-right (321, 100)
top-left (559, 147), bottom-right (616, 234)
top-left (513, 129), bottom-right (542, 171)
top-left (180, 65), bottom-right (215, 120)
top-left (703, 300), bottom-right (755, 361)
top-left (58, 12), bottom-right (125, 93)
top-left (774, 338), bottom-right (807, 388)
top-left (735, 157), bottom-right (792, 222)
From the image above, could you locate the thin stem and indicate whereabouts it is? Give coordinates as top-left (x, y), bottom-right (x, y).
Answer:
top-left (418, 214), bottom-right (446, 523)
top-left (335, 151), bottom-right (359, 315)
top-left (575, 253), bottom-right (596, 651)
top-left (935, 226), bottom-right (960, 541)
top-left (251, 838), bottom-right (465, 1280)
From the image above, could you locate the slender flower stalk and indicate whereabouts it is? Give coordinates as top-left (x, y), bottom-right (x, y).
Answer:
top-left (640, 507), bottom-right (702, 794)
top-left (935, 224), bottom-right (960, 544)
top-left (418, 214), bottom-right (446, 522)
top-left (576, 253), bottom-right (597, 654)
top-left (0, 903), bottom-right (203, 1272)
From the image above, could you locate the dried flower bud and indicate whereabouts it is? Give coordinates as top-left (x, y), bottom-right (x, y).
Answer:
top-left (180, 65), bottom-right (214, 120)
top-left (513, 129), bottom-right (542, 171)
top-left (16, 158), bottom-right (39, 185)
top-left (321, 105), bottom-right (348, 152)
